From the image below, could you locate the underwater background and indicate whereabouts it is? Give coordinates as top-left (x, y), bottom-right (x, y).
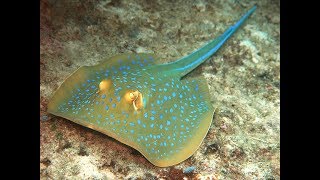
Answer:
top-left (40, 0), bottom-right (280, 179)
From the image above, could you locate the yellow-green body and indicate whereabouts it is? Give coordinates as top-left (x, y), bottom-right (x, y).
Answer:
top-left (48, 6), bottom-right (256, 167)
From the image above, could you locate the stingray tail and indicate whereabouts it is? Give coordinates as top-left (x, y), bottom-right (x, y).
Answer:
top-left (163, 5), bottom-right (256, 78)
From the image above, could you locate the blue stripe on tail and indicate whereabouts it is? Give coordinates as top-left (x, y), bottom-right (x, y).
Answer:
top-left (162, 5), bottom-right (257, 78)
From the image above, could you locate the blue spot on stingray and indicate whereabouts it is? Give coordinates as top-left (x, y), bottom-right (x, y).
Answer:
top-left (150, 124), bottom-right (154, 128)
top-left (167, 120), bottom-right (171, 125)
top-left (129, 122), bottom-right (135, 126)
top-left (159, 114), bottom-right (163, 119)
top-left (101, 94), bottom-right (106, 99)
top-left (143, 97), bottom-right (147, 106)
top-left (105, 106), bottom-right (109, 110)
top-left (150, 116), bottom-right (155, 121)
top-left (112, 104), bottom-right (116, 108)
top-left (137, 119), bottom-right (141, 124)
top-left (172, 92), bottom-right (176, 97)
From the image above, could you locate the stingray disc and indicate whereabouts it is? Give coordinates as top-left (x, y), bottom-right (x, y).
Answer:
top-left (48, 53), bottom-right (214, 167)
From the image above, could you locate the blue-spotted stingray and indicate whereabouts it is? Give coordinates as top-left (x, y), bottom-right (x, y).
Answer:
top-left (48, 6), bottom-right (256, 167)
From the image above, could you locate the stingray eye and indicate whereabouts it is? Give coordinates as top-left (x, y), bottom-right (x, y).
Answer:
top-left (124, 90), bottom-right (144, 111)
top-left (129, 92), bottom-right (135, 100)
top-left (125, 90), bottom-right (138, 103)
top-left (99, 79), bottom-right (111, 92)
top-left (133, 91), bottom-right (144, 111)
